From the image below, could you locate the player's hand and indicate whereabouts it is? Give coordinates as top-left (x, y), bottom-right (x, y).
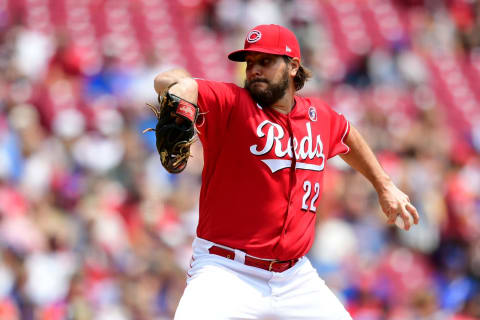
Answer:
top-left (377, 182), bottom-right (419, 230)
top-left (171, 112), bottom-right (185, 124)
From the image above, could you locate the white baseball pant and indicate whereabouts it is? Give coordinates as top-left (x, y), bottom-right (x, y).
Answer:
top-left (174, 237), bottom-right (352, 320)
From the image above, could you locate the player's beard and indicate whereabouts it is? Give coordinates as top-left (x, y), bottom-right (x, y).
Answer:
top-left (244, 68), bottom-right (289, 108)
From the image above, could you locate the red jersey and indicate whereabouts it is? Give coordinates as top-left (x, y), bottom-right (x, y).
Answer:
top-left (195, 79), bottom-right (350, 260)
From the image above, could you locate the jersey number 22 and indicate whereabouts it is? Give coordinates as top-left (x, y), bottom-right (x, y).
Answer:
top-left (302, 180), bottom-right (319, 213)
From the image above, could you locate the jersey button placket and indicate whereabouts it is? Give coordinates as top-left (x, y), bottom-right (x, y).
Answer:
top-left (276, 114), bottom-right (297, 255)
top-left (286, 116), bottom-right (297, 207)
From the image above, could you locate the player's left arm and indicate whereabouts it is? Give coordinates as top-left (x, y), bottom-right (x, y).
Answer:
top-left (339, 125), bottom-right (420, 230)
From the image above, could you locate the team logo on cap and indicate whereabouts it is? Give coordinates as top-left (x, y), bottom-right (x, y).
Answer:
top-left (308, 106), bottom-right (317, 121)
top-left (247, 30), bottom-right (262, 43)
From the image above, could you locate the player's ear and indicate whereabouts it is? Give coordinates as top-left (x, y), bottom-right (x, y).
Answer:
top-left (289, 57), bottom-right (300, 77)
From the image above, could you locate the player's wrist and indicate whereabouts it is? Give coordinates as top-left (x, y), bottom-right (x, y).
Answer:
top-left (154, 69), bottom-right (192, 94)
top-left (168, 78), bottom-right (198, 104)
top-left (373, 175), bottom-right (394, 194)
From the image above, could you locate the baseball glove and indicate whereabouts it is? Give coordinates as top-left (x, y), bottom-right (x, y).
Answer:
top-left (143, 83), bottom-right (199, 174)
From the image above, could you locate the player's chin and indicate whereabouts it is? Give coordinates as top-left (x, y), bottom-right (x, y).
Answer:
top-left (248, 85), bottom-right (267, 96)
top-left (248, 81), bottom-right (268, 90)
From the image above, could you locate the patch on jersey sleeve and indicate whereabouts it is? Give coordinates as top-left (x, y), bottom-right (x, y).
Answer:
top-left (308, 106), bottom-right (317, 122)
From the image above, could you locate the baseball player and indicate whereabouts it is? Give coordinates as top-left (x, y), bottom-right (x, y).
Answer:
top-left (152, 24), bottom-right (419, 320)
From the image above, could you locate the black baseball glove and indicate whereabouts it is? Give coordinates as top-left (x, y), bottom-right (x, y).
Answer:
top-left (143, 83), bottom-right (199, 173)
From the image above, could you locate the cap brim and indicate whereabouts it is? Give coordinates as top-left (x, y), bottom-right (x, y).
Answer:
top-left (227, 48), bottom-right (287, 62)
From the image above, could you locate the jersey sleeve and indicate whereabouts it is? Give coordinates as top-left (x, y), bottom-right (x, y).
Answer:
top-left (327, 107), bottom-right (350, 159)
top-left (195, 79), bottom-right (239, 145)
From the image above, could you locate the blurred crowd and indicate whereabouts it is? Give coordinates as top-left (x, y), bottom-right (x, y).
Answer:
top-left (0, 0), bottom-right (479, 319)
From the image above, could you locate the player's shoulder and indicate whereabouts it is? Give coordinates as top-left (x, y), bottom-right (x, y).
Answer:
top-left (296, 95), bottom-right (332, 112)
top-left (194, 78), bottom-right (242, 93)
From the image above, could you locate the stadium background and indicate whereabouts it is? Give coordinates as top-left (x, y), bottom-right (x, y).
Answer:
top-left (0, 0), bottom-right (479, 319)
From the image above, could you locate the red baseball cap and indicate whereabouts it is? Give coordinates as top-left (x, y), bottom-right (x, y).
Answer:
top-left (228, 24), bottom-right (301, 62)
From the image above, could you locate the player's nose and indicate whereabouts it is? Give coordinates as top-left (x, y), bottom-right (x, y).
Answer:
top-left (247, 62), bottom-right (263, 78)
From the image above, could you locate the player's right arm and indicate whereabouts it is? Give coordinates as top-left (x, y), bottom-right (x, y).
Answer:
top-left (154, 68), bottom-right (198, 105)
top-left (340, 126), bottom-right (419, 230)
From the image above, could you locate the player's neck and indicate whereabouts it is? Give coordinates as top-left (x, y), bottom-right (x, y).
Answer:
top-left (270, 88), bottom-right (295, 114)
